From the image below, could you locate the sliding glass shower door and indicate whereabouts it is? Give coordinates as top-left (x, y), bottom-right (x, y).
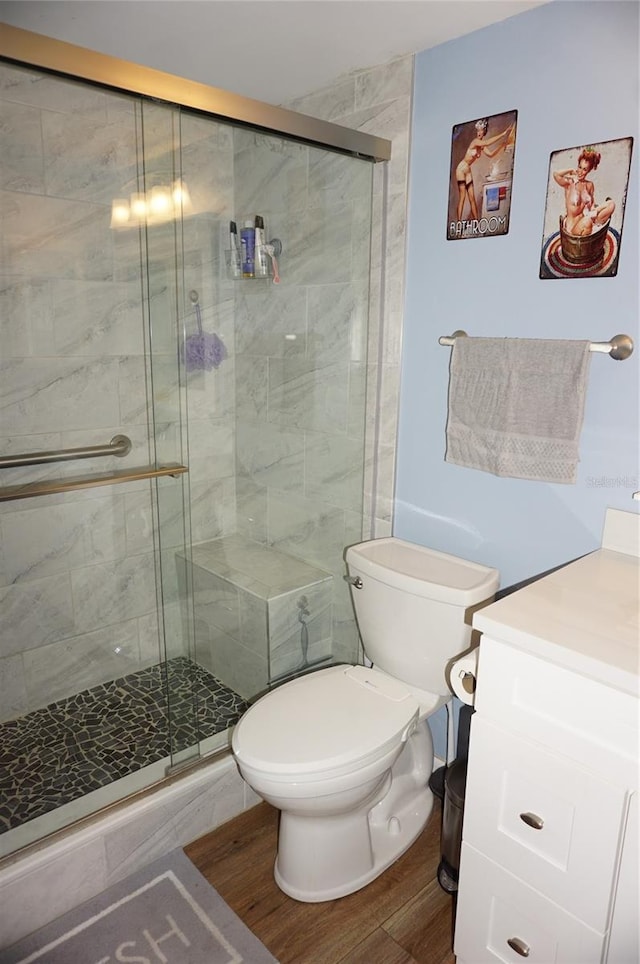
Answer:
top-left (0, 48), bottom-right (375, 859)
top-left (0, 62), bottom-right (198, 855)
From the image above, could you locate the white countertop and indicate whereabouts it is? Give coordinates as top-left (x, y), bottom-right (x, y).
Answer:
top-left (474, 512), bottom-right (640, 696)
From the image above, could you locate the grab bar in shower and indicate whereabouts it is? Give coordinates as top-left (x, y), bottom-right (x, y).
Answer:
top-left (0, 434), bottom-right (133, 470)
top-left (0, 463), bottom-right (188, 503)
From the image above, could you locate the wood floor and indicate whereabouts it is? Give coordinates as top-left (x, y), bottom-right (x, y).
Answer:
top-left (185, 799), bottom-right (457, 964)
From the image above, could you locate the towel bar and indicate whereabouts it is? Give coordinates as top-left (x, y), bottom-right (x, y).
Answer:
top-left (438, 331), bottom-right (634, 361)
top-left (0, 463), bottom-right (188, 502)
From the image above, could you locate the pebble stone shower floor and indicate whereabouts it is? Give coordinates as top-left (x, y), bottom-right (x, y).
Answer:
top-left (0, 658), bottom-right (249, 834)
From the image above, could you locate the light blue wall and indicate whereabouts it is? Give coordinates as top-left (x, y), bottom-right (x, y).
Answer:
top-left (396, 1), bottom-right (639, 593)
top-left (397, 0), bottom-right (639, 760)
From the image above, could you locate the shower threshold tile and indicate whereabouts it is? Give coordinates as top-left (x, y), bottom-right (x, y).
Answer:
top-left (0, 657), bottom-right (249, 834)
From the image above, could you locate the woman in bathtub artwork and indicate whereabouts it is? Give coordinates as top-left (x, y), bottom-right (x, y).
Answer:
top-left (455, 118), bottom-right (515, 222)
top-left (553, 147), bottom-right (616, 239)
top-left (540, 135), bottom-right (632, 279)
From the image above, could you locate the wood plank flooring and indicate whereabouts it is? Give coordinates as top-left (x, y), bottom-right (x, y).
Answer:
top-left (185, 799), bottom-right (457, 964)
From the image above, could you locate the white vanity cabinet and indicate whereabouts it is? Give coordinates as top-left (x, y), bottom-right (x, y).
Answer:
top-left (454, 509), bottom-right (640, 964)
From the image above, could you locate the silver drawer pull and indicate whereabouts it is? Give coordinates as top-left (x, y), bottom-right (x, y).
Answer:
top-left (519, 811), bottom-right (544, 830)
top-left (507, 937), bottom-right (531, 958)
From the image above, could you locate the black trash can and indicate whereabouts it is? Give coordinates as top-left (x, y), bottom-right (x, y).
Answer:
top-left (437, 757), bottom-right (467, 893)
top-left (434, 703), bottom-right (473, 894)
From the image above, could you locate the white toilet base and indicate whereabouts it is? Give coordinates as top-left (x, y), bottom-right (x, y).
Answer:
top-left (274, 783), bottom-right (434, 902)
top-left (272, 720), bottom-right (435, 902)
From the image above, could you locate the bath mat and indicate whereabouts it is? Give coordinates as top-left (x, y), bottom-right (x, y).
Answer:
top-left (0, 848), bottom-right (278, 963)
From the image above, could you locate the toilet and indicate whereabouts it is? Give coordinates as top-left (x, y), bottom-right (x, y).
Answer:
top-left (231, 537), bottom-right (499, 902)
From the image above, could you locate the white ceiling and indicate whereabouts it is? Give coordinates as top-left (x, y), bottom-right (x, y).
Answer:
top-left (1, 0), bottom-right (548, 105)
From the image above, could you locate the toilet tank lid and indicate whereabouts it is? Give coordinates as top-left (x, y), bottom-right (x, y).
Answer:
top-left (345, 537), bottom-right (500, 606)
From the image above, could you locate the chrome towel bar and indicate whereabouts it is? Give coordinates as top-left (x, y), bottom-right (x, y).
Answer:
top-left (438, 331), bottom-right (634, 361)
top-left (0, 434), bottom-right (132, 469)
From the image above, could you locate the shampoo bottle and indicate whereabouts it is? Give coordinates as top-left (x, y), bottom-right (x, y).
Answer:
top-left (229, 220), bottom-right (241, 278)
top-left (240, 220), bottom-right (255, 278)
top-left (254, 215), bottom-right (269, 277)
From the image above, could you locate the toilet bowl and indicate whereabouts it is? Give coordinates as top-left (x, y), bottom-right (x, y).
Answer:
top-left (232, 537), bottom-right (499, 902)
top-left (232, 664), bottom-right (446, 901)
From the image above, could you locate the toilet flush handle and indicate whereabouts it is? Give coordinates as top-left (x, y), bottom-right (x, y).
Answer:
top-left (343, 574), bottom-right (363, 589)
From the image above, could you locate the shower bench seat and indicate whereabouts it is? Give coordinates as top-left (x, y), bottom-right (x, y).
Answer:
top-left (179, 535), bottom-right (334, 701)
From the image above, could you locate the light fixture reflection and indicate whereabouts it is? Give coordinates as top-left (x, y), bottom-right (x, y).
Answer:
top-left (110, 179), bottom-right (192, 229)
top-left (172, 179), bottom-right (191, 209)
top-left (149, 185), bottom-right (172, 216)
top-left (110, 198), bottom-right (130, 228)
top-left (130, 192), bottom-right (148, 219)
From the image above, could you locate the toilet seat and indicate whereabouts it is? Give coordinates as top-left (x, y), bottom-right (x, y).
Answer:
top-left (232, 665), bottom-right (419, 780)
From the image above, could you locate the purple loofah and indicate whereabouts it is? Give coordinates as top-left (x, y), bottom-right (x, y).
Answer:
top-left (183, 330), bottom-right (227, 371)
top-left (182, 300), bottom-right (228, 372)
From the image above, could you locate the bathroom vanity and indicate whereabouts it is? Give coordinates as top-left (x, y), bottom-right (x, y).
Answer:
top-left (454, 508), bottom-right (639, 964)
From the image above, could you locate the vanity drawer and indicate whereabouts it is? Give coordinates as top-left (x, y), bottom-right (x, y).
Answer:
top-left (454, 844), bottom-right (605, 964)
top-left (475, 637), bottom-right (638, 780)
top-left (463, 716), bottom-right (627, 931)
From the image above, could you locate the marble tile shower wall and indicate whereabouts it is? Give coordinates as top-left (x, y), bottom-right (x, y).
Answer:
top-left (231, 129), bottom-right (372, 663)
top-left (287, 55), bottom-right (414, 542)
top-left (0, 54), bottom-right (412, 724)
top-left (178, 112), bottom-right (237, 547)
top-left (0, 65), bottom-right (193, 722)
top-left (159, 111), bottom-right (239, 652)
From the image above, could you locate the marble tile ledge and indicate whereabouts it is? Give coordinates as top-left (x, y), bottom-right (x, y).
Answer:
top-left (183, 534), bottom-right (332, 599)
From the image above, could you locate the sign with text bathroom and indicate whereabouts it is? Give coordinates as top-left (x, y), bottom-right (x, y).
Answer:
top-left (447, 109), bottom-right (517, 241)
top-left (539, 136), bottom-right (633, 279)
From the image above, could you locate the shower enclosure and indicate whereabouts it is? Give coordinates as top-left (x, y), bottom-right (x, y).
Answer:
top-left (0, 28), bottom-right (387, 860)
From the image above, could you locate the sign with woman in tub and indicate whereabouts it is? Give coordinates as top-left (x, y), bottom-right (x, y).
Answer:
top-left (539, 136), bottom-right (633, 279)
top-left (447, 109), bottom-right (517, 241)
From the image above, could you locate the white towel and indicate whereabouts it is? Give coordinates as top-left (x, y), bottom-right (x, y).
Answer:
top-left (445, 337), bottom-right (592, 484)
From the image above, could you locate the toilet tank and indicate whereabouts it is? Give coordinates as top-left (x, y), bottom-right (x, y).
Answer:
top-left (345, 538), bottom-right (499, 697)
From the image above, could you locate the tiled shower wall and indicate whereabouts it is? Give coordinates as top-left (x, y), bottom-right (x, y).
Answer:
top-left (288, 54), bottom-right (414, 542)
top-left (202, 55), bottom-right (414, 677)
top-left (0, 71), bottom-right (235, 720)
top-left (0, 65), bottom-right (163, 722)
top-left (0, 52), bottom-right (413, 723)
top-left (177, 112), bottom-right (238, 549)
top-left (230, 130), bottom-right (373, 664)
top-left (184, 56), bottom-right (415, 677)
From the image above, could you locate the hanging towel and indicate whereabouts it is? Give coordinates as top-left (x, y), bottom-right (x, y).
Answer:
top-left (445, 337), bottom-right (592, 484)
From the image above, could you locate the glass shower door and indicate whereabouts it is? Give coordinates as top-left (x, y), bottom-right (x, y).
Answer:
top-left (0, 49), bottom-right (376, 859)
top-left (180, 119), bottom-right (375, 708)
top-left (0, 62), bottom-right (197, 855)
top-left (139, 100), bottom-right (252, 768)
